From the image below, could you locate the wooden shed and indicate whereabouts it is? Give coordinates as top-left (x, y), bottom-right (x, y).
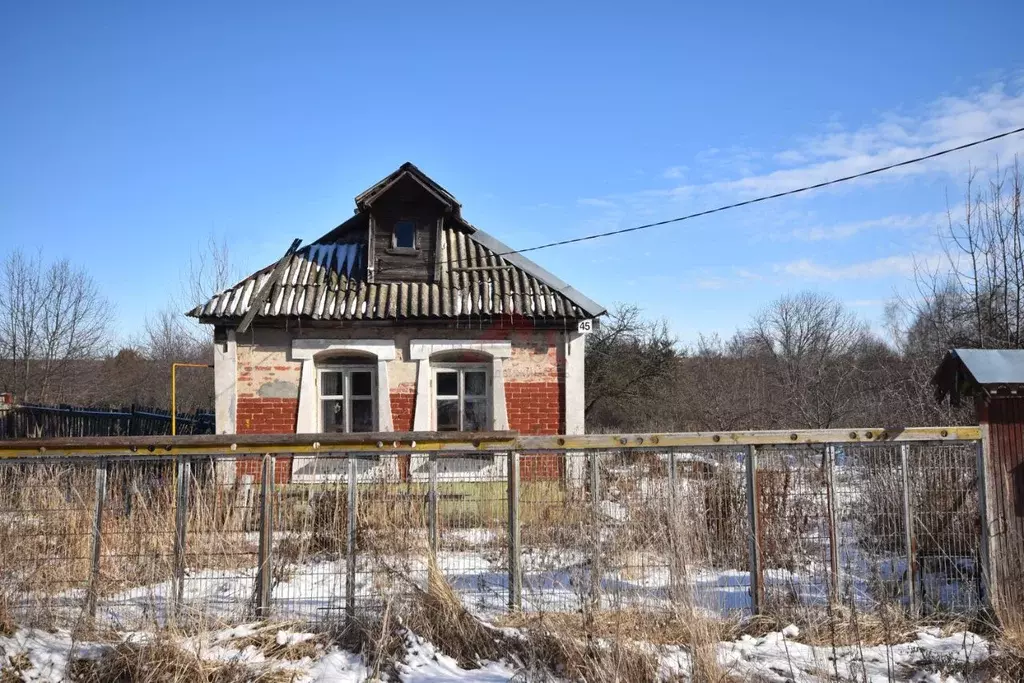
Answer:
top-left (933, 348), bottom-right (1024, 620)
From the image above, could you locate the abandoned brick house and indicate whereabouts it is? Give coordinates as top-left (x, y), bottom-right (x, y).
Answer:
top-left (189, 163), bottom-right (605, 482)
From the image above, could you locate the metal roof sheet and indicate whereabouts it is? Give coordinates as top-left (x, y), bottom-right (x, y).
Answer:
top-left (950, 348), bottom-right (1024, 385)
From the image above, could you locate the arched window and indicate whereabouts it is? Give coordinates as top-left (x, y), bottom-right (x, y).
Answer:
top-left (291, 339), bottom-right (396, 436)
top-left (291, 340), bottom-right (397, 483)
top-left (408, 341), bottom-right (510, 433)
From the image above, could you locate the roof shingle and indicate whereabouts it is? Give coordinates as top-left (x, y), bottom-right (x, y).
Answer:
top-left (190, 220), bottom-right (603, 322)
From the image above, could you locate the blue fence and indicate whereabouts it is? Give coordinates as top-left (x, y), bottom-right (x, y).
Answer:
top-left (0, 403), bottom-right (215, 438)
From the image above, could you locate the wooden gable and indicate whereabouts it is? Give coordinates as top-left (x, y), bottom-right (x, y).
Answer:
top-left (364, 171), bottom-right (451, 284)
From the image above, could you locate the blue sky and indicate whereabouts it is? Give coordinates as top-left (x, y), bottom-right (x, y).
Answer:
top-left (3, 1), bottom-right (1024, 345)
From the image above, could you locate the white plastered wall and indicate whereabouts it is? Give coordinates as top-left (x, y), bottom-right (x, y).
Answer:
top-left (213, 329), bottom-right (237, 482)
top-left (564, 330), bottom-right (587, 487)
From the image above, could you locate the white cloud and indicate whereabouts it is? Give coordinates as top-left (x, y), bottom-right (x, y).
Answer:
top-left (662, 165), bottom-right (687, 179)
top-left (577, 197), bottom-right (618, 209)
top-left (695, 276), bottom-right (728, 290)
top-left (696, 84), bottom-right (1024, 198)
top-left (776, 254), bottom-right (942, 281)
top-left (774, 149), bottom-right (809, 165)
top-left (584, 81), bottom-right (1024, 217)
top-left (785, 211), bottom-right (948, 241)
top-left (735, 268), bottom-right (764, 281)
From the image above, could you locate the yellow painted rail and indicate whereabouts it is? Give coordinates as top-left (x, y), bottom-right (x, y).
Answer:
top-left (0, 426), bottom-right (981, 459)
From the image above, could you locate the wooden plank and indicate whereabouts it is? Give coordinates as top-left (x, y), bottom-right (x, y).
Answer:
top-left (367, 216), bottom-right (376, 283)
top-left (237, 239), bottom-right (302, 334)
top-left (516, 427), bottom-right (981, 450)
top-left (0, 430), bottom-right (515, 450)
top-left (0, 426), bottom-right (980, 459)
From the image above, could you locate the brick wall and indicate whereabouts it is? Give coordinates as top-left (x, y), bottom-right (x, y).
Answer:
top-left (232, 325), bottom-right (570, 483)
top-left (237, 397), bottom-right (298, 434)
top-left (521, 452), bottom-right (562, 480)
top-left (506, 381), bottom-right (563, 434)
top-left (236, 455), bottom-right (295, 484)
top-left (390, 385), bottom-right (416, 432)
top-left (506, 381), bottom-right (563, 481)
top-left (236, 397), bottom-right (297, 482)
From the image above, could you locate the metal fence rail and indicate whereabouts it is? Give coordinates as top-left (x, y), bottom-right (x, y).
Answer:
top-left (0, 429), bottom-right (984, 631)
top-left (0, 403), bottom-right (215, 439)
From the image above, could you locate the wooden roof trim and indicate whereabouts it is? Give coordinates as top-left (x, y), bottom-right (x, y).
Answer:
top-left (355, 163), bottom-right (458, 211)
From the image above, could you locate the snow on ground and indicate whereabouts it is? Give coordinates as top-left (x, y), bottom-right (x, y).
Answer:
top-left (0, 624), bottom-right (995, 682)
top-left (661, 625), bottom-right (991, 682)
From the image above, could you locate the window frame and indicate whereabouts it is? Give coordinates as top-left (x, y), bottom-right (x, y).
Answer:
top-left (391, 219), bottom-right (418, 251)
top-left (318, 363), bottom-right (378, 433)
top-left (432, 363), bottom-right (491, 431)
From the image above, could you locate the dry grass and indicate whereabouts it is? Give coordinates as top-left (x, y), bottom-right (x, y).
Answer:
top-left (0, 594), bottom-right (15, 637)
top-left (981, 622), bottom-right (1024, 681)
top-left (739, 603), bottom-right (924, 646)
top-left (0, 463), bottom-right (266, 629)
top-left (217, 621), bottom-right (328, 661)
top-left (0, 448), bottom-right (1001, 681)
top-left (500, 611), bottom-right (736, 683)
top-left (68, 637), bottom-right (295, 683)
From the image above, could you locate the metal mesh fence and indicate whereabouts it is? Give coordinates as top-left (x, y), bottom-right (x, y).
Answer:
top-left (0, 440), bottom-right (984, 631)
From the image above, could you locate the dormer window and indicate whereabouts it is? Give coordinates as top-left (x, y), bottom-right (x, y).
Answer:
top-left (393, 220), bottom-right (416, 250)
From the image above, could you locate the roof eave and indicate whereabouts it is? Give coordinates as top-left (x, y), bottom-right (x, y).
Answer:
top-left (467, 229), bottom-right (607, 318)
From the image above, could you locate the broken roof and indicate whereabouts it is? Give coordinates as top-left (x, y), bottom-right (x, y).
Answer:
top-left (932, 348), bottom-right (1024, 404)
top-left (189, 163), bottom-right (606, 324)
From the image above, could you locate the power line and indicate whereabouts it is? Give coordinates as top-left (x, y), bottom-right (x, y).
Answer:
top-left (486, 125), bottom-right (1024, 260)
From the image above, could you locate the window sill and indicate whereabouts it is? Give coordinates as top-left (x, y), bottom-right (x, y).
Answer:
top-left (386, 247), bottom-right (420, 256)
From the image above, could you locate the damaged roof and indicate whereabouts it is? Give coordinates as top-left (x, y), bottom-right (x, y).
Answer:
top-left (189, 163), bottom-right (605, 324)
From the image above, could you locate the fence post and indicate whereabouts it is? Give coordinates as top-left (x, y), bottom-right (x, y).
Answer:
top-left (589, 450), bottom-right (601, 614)
top-left (254, 454), bottom-right (274, 618)
top-left (667, 450), bottom-right (682, 605)
top-left (428, 453), bottom-right (439, 556)
top-left (507, 450), bottom-right (522, 611)
top-left (745, 445), bottom-right (763, 615)
top-left (900, 443), bottom-right (918, 615)
top-left (87, 459), bottom-right (107, 619)
top-left (173, 456), bottom-right (190, 617)
top-left (346, 457), bottom-right (358, 618)
top-left (976, 438), bottom-right (991, 608)
top-left (824, 445), bottom-right (841, 604)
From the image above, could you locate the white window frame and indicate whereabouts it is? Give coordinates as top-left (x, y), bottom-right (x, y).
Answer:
top-left (432, 363), bottom-right (492, 432)
top-left (318, 364), bottom-right (377, 433)
top-left (408, 340), bottom-right (511, 481)
top-left (291, 339), bottom-right (397, 483)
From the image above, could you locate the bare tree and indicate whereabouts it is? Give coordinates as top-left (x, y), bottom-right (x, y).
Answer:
top-left (130, 234), bottom-right (239, 412)
top-left (183, 234), bottom-right (235, 314)
top-left (746, 292), bottom-right (873, 428)
top-left (0, 249), bottom-right (112, 402)
top-left (584, 303), bottom-right (678, 430)
top-left (910, 159), bottom-right (1024, 352)
top-left (144, 233), bottom-right (238, 359)
top-left (674, 333), bottom-right (772, 431)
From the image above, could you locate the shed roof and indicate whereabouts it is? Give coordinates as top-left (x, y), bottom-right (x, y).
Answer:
top-left (932, 348), bottom-right (1024, 404)
top-left (188, 163), bottom-right (606, 324)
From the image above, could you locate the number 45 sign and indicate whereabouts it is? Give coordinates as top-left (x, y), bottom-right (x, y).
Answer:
top-left (577, 319), bottom-right (594, 334)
